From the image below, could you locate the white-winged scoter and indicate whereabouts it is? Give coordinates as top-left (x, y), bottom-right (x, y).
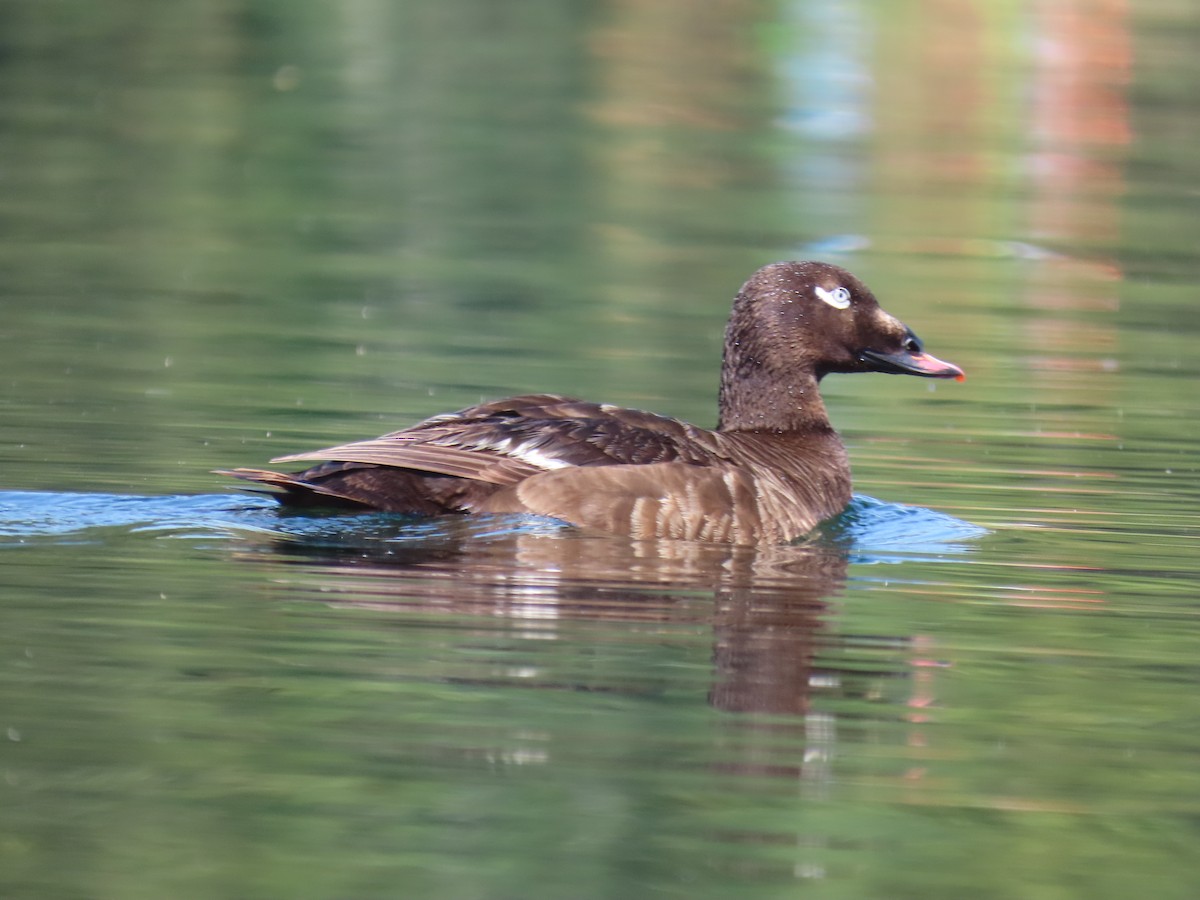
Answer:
top-left (219, 261), bottom-right (964, 544)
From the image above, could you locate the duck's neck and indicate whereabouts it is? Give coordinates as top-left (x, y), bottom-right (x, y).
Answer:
top-left (717, 365), bottom-right (831, 433)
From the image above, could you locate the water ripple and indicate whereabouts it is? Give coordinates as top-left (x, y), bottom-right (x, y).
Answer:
top-left (0, 490), bottom-right (984, 557)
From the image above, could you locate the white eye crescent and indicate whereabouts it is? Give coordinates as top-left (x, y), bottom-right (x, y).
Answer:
top-left (815, 285), bottom-right (852, 309)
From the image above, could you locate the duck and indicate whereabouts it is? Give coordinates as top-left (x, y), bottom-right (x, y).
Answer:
top-left (218, 261), bottom-right (963, 544)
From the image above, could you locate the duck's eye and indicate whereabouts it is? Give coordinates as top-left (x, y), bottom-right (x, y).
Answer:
top-left (903, 336), bottom-right (922, 353)
top-left (815, 285), bottom-right (852, 309)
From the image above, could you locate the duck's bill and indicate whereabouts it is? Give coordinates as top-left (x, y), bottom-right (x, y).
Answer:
top-left (860, 347), bottom-right (966, 381)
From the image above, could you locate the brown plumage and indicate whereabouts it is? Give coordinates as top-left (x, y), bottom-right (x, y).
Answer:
top-left (218, 261), bottom-right (963, 544)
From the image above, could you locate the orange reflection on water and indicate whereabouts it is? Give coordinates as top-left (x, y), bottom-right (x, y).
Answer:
top-left (1024, 0), bottom-right (1130, 354)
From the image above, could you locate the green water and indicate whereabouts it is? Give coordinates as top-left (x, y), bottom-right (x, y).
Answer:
top-left (3, 2), bottom-right (1199, 898)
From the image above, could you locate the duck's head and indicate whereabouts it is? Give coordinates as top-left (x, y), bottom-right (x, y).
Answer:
top-left (718, 261), bottom-right (963, 430)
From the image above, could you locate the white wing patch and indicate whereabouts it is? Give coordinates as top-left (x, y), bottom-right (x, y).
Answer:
top-left (504, 444), bottom-right (573, 470)
top-left (465, 435), bottom-right (573, 470)
top-left (815, 285), bottom-right (852, 309)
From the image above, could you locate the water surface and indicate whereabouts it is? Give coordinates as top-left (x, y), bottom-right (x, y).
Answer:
top-left (2, 2), bottom-right (1199, 898)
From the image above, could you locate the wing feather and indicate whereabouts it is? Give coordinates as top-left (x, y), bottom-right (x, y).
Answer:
top-left (266, 393), bottom-right (731, 486)
top-left (272, 441), bottom-right (540, 484)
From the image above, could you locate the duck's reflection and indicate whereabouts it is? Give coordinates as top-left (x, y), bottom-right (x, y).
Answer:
top-left (231, 515), bottom-right (921, 720)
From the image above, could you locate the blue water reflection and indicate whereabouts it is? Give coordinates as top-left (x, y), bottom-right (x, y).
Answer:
top-left (0, 489), bottom-right (984, 559)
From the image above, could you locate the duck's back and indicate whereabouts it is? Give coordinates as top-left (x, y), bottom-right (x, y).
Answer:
top-left (220, 393), bottom-right (851, 544)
